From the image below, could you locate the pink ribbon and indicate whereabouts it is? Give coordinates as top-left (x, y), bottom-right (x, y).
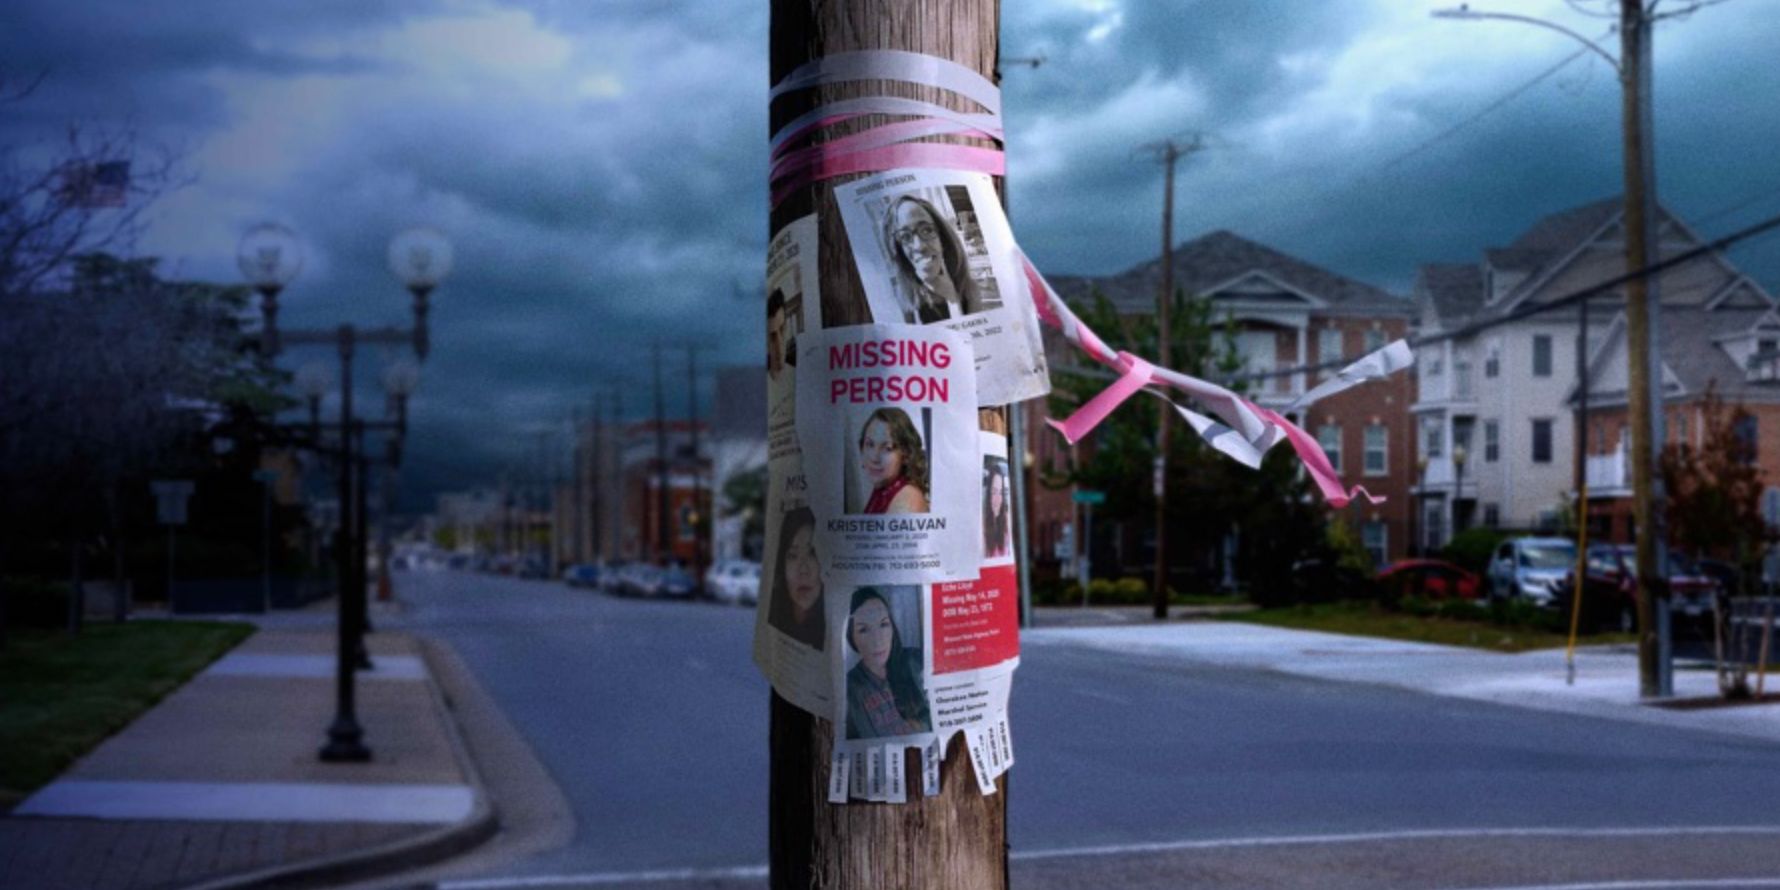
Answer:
top-left (1249, 404), bottom-right (1383, 508)
top-left (1045, 352), bottom-right (1153, 445)
top-left (770, 49), bottom-right (1407, 508)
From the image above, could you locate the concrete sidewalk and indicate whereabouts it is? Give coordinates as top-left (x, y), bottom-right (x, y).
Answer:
top-left (0, 627), bottom-right (494, 890)
top-left (1027, 620), bottom-right (1780, 743)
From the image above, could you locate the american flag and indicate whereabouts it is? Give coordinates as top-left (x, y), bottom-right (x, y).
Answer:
top-left (58, 160), bottom-right (131, 208)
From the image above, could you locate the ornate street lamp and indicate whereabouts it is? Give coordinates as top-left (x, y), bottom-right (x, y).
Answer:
top-left (237, 223), bottom-right (304, 357)
top-left (387, 228), bottom-right (454, 360)
top-left (295, 362), bottom-right (332, 435)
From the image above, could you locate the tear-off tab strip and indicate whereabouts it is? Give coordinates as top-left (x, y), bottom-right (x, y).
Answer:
top-left (827, 750), bottom-right (850, 804)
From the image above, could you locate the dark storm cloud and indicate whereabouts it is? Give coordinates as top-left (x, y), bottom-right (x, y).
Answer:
top-left (9, 0), bottom-right (1777, 508)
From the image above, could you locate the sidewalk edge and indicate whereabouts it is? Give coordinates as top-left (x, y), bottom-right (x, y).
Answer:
top-left (181, 634), bottom-right (499, 890)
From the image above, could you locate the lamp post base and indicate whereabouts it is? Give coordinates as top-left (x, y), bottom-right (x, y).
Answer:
top-left (319, 721), bottom-right (372, 763)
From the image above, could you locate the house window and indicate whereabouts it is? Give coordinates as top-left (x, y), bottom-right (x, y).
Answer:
top-left (1423, 421), bottom-right (1444, 458)
top-left (1483, 503), bottom-right (1501, 528)
top-left (1764, 487), bottom-right (1780, 529)
top-left (1532, 334), bottom-right (1553, 377)
top-left (1485, 342), bottom-right (1500, 379)
top-left (1317, 424), bottom-right (1343, 472)
top-left (1364, 329), bottom-right (1386, 353)
top-left (1484, 420), bottom-right (1500, 462)
top-left (1362, 521), bottom-right (1387, 567)
top-left (1364, 424), bottom-right (1388, 476)
top-left (1236, 330), bottom-right (1277, 377)
top-left (1319, 328), bottom-right (1343, 363)
top-left (1735, 414), bottom-right (1759, 464)
top-left (1532, 418), bottom-right (1554, 463)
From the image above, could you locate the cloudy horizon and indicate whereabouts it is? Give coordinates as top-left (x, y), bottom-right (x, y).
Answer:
top-left (5, 0), bottom-right (1776, 509)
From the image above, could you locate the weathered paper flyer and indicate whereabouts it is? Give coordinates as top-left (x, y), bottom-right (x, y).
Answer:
top-left (766, 215), bottom-right (815, 461)
top-left (795, 323), bottom-right (981, 586)
top-left (835, 168), bottom-right (1049, 408)
top-left (752, 214), bottom-right (830, 716)
top-left (825, 429), bottom-right (1022, 803)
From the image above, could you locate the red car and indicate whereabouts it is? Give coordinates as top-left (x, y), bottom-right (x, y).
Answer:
top-left (1553, 544), bottom-right (1722, 633)
top-left (1376, 559), bottom-right (1482, 601)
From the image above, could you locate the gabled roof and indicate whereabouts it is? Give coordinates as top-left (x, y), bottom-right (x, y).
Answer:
top-left (1578, 305), bottom-right (1780, 405)
top-left (1507, 197), bottom-right (1621, 253)
top-left (1050, 229), bottom-right (1408, 316)
top-left (1415, 262), bottom-right (1485, 327)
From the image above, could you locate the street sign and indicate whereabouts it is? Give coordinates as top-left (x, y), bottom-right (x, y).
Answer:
top-left (1072, 489), bottom-right (1106, 505)
top-left (151, 480), bottom-right (195, 526)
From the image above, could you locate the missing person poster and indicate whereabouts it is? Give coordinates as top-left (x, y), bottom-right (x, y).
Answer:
top-left (835, 168), bottom-right (1050, 408)
top-left (750, 438), bottom-right (833, 717)
top-left (795, 323), bottom-right (981, 586)
top-left (766, 215), bottom-right (816, 461)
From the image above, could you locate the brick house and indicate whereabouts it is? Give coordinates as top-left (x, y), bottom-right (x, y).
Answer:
top-left (1576, 304), bottom-right (1780, 577)
top-left (1026, 230), bottom-right (1416, 586)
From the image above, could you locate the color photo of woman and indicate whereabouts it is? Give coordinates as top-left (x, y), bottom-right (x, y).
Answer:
top-left (766, 507), bottom-right (824, 649)
top-left (855, 407), bottom-right (930, 515)
top-left (844, 586), bottom-right (930, 740)
top-left (982, 456), bottom-right (1012, 561)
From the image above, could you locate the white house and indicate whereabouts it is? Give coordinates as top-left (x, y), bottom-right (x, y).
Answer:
top-left (1410, 196), bottom-right (1775, 550)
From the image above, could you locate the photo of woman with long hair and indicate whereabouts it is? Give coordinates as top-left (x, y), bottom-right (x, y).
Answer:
top-left (844, 586), bottom-right (930, 740)
top-left (982, 457), bottom-right (1012, 560)
top-left (765, 507), bottom-right (824, 649)
top-left (856, 407), bottom-right (930, 515)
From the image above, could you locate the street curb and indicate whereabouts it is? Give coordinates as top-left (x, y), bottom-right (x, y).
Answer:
top-left (180, 634), bottom-right (499, 890)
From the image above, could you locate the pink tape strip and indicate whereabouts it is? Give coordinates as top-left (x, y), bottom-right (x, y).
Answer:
top-left (1045, 352), bottom-right (1153, 445)
top-left (770, 118), bottom-right (1000, 185)
top-left (770, 143), bottom-right (1005, 208)
top-left (1249, 403), bottom-right (1384, 508)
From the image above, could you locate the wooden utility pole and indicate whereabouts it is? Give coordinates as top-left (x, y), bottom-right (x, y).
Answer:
top-left (768, 2), bottom-right (1008, 887)
top-left (1140, 136), bottom-right (1199, 620)
top-left (685, 344), bottom-right (704, 592)
top-left (652, 342), bottom-right (669, 565)
top-left (1619, 0), bottom-right (1669, 697)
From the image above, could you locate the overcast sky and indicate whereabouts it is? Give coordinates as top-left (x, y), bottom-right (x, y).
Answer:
top-left (5, 0), bottom-right (1777, 508)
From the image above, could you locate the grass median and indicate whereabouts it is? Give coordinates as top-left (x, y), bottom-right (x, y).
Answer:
top-left (1220, 600), bottom-right (1638, 653)
top-left (0, 620), bottom-right (255, 802)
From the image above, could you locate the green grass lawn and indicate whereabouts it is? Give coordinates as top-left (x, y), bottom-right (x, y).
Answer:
top-left (0, 620), bottom-right (254, 801)
top-left (1221, 600), bottom-right (1638, 653)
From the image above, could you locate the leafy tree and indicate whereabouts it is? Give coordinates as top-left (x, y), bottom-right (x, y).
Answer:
top-left (721, 464), bottom-right (767, 561)
top-left (1660, 384), bottom-right (1776, 697)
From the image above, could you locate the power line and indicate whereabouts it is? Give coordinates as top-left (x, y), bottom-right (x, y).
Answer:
top-left (1047, 207), bottom-right (1780, 387)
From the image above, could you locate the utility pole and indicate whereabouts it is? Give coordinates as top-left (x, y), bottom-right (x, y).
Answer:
top-left (768, 2), bottom-right (1007, 886)
top-left (653, 343), bottom-right (669, 565)
top-left (1619, 0), bottom-right (1671, 698)
top-left (1139, 135), bottom-right (1201, 620)
top-left (686, 344), bottom-right (704, 592)
top-left (1432, 0), bottom-right (1683, 698)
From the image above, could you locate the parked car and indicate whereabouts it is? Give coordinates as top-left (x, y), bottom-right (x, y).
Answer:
top-left (1551, 544), bottom-right (1638, 634)
top-left (598, 560), bottom-right (630, 594)
top-left (1486, 537), bottom-right (1577, 606)
top-left (622, 563), bottom-right (664, 597)
top-left (1376, 559), bottom-right (1481, 602)
top-left (705, 560), bottom-right (761, 605)
top-left (659, 565), bottom-right (698, 599)
top-left (562, 563), bottom-right (602, 588)
top-left (1551, 544), bottom-right (1724, 632)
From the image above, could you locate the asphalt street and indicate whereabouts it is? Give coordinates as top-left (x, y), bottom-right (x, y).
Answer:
top-left (392, 569), bottom-right (1780, 889)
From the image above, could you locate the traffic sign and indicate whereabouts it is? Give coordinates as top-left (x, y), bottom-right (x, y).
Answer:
top-left (151, 480), bottom-right (194, 526)
top-left (1072, 489), bottom-right (1106, 505)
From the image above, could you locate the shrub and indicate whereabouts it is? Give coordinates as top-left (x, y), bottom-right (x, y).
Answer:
top-left (1441, 527), bottom-right (1509, 575)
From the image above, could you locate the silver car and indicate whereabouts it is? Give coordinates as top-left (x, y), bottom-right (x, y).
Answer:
top-left (1487, 537), bottom-right (1577, 606)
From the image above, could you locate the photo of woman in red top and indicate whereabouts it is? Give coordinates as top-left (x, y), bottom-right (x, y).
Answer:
top-left (857, 407), bottom-right (930, 515)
